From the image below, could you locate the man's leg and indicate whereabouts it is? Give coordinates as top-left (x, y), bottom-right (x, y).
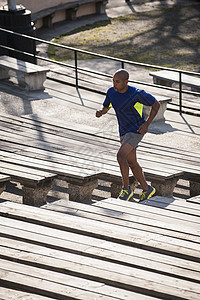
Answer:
top-left (117, 140), bottom-right (156, 201)
top-left (127, 148), bottom-right (149, 191)
top-left (117, 142), bottom-right (135, 200)
top-left (117, 142), bottom-right (134, 189)
top-left (127, 148), bottom-right (156, 201)
top-left (117, 142), bottom-right (148, 190)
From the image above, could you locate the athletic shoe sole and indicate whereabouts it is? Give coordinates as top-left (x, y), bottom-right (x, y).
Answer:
top-left (118, 191), bottom-right (133, 201)
top-left (147, 187), bottom-right (156, 199)
top-left (126, 191), bottom-right (134, 201)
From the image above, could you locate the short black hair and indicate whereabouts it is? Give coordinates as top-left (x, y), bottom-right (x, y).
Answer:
top-left (114, 69), bottom-right (129, 80)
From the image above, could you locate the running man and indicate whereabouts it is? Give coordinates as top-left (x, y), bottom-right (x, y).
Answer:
top-left (96, 69), bottom-right (160, 201)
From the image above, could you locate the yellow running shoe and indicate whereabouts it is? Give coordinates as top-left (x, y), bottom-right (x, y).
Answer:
top-left (139, 185), bottom-right (156, 202)
top-left (118, 187), bottom-right (133, 201)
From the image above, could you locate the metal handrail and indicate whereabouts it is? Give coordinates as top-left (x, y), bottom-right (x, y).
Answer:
top-left (0, 27), bottom-right (199, 115)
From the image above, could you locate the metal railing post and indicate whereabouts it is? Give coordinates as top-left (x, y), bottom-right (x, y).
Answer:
top-left (179, 71), bottom-right (182, 114)
top-left (74, 50), bottom-right (78, 88)
top-left (7, 0), bottom-right (17, 11)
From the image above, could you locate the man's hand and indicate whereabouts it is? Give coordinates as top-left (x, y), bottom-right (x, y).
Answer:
top-left (138, 100), bottom-right (160, 134)
top-left (96, 110), bottom-right (103, 118)
top-left (96, 106), bottom-right (110, 118)
top-left (137, 122), bottom-right (149, 135)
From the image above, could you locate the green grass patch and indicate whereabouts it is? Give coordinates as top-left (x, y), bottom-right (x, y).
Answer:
top-left (47, 5), bottom-right (200, 71)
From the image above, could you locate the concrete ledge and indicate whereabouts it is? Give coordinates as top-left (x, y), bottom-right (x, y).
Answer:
top-left (21, 179), bottom-right (54, 206)
top-left (150, 177), bottom-right (180, 198)
top-left (0, 175), bottom-right (11, 195)
top-left (32, 0), bottom-right (108, 29)
top-left (0, 55), bottom-right (49, 91)
top-left (150, 70), bottom-right (200, 93)
top-left (144, 96), bottom-right (172, 121)
top-left (68, 179), bottom-right (98, 202)
top-left (21, 72), bottom-right (47, 91)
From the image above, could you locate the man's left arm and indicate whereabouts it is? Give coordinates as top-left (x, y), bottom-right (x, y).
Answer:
top-left (137, 99), bottom-right (160, 134)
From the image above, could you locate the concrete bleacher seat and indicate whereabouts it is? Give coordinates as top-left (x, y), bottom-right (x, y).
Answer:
top-left (0, 113), bottom-right (199, 206)
top-left (150, 70), bottom-right (200, 92)
top-left (0, 55), bottom-right (49, 91)
top-left (0, 174), bottom-right (10, 195)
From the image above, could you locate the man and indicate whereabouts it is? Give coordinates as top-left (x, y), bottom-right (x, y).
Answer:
top-left (96, 69), bottom-right (160, 201)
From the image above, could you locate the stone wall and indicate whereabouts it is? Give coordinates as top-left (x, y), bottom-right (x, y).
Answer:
top-left (9, 0), bottom-right (107, 29)
top-left (16, 0), bottom-right (78, 15)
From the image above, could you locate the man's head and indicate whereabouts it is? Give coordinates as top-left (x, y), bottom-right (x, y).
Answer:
top-left (113, 69), bottom-right (129, 93)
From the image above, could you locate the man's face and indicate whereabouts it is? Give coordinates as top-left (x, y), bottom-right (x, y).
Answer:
top-left (113, 74), bottom-right (128, 93)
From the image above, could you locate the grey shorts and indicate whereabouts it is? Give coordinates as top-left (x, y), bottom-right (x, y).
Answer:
top-left (120, 132), bottom-right (144, 148)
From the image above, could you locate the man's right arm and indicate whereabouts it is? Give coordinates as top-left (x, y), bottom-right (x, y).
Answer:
top-left (96, 106), bottom-right (110, 118)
